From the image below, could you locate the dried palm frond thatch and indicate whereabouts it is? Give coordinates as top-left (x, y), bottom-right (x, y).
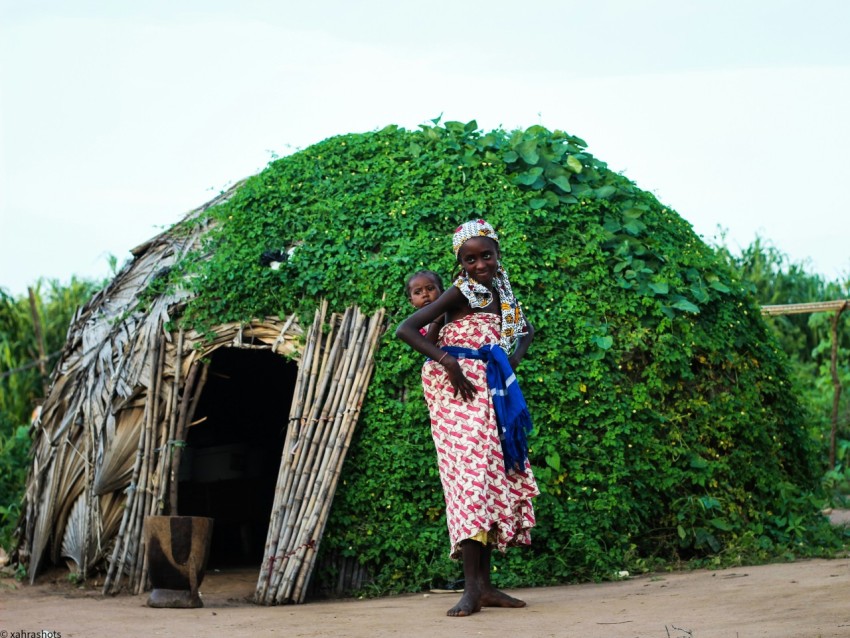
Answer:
top-left (16, 181), bottom-right (387, 603)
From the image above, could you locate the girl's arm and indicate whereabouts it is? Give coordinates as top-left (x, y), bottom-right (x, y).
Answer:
top-left (396, 287), bottom-right (477, 401)
top-left (422, 318), bottom-right (444, 344)
top-left (508, 317), bottom-right (534, 370)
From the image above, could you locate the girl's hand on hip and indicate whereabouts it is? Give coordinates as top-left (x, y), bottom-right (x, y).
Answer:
top-left (443, 357), bottom-right (477, 402)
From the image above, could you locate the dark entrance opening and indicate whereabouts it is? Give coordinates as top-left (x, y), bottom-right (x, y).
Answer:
top-left (178, 347), bottom-right (297, 568)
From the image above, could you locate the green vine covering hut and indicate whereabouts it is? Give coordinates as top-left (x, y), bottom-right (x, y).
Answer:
top-left (16, 120), bottom-right (841, 602)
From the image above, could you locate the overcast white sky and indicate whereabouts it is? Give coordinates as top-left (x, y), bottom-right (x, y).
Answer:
top-left (2, 0), bottom-right (849, 296)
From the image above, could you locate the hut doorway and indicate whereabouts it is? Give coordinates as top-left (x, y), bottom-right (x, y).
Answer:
top-left (177, 347), bottom-right (297, 568)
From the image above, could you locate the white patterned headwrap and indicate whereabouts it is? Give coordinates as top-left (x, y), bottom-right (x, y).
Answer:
top-left (452, 218), bottom-right (499, 256)
top-left (452, 219), bottom-right (527, 353)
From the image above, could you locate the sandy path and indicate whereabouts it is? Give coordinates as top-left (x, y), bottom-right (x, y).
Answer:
top-left (3, 557), bottom-right (850, 638)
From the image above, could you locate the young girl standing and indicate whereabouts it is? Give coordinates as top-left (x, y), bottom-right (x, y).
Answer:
top-left (396, 219), bottom-right (539, 617)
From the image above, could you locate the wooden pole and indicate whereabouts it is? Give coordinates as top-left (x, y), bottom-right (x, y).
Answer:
top-left (279, 310), bottom-right (341, 525)
top-left (288, 311), bottom-right (367, 600)
top-left (256, 304), bottom-right (385, 604)
top-left (281, 307), bottom-right (384, 603)
top-left (138, 335), bottom-right (174, 594)
top-left (304, 301), bottom-right (330, 413)
top-left (267, 307), bottom-right (344, 602)
top-left (270, 311), bottom-right (345, 597)
top-left (257, 312), bottom-right (318, 603)
top-left (80, 398), bottom-right (97, 579)
top-left (829, 305), bottom-right (846, 469)
top-left (279, 310), bottom-right (360, 601)
top-left (157, 329), bottom-right (183, 514)
top-left (292, 308), bottom-right (384, 601)
top-left (131, 336), bottom-right (165, 593)
top-left (168, 359), bottom-right (201, 514)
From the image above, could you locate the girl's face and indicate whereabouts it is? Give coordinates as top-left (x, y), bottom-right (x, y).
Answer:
top-left (408, 274), bottom-right (442, 309)
top-left (457, 237), bottom-right (500, 286)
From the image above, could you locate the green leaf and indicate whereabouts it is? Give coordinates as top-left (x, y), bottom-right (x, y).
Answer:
top-left (517, 139), bottom-right (539, 164)
top-left (543, 190), bottom-right (559, 206)
top-left (623, 219), bottom-right (646, 236)
top-left (514, 167), bottom-right (544, 185)
top-left (691, 285), bottom-right (710, 304)
top-left (672, 298), bottom-right (700, 313)
top-left (550, 142), bottom-right (568, 160)
top-left (545, 452), bottom-right (561, 471)
top-left (529, 198), bottom-right (548, 210)
top-left (572, 183), bottom-right (592, 197)
top-left (595, 185), bottom-right (617, 199)
top-left (595, 335), bottom-right (614, 350)
top-left (709, 518), bottom-right (734, 531)
top-left (603, 217), bottom-right (621, 233)
top-left (648, 282), bottom-right (669, 295)
top-left (550, 175), bottom-right (572, 192)
top-left (689, 455), bottom-right (709, 469)
top-left (710, 281), bottom-right (731, 293)
top-left (565, 155), bottom-right (583, 173)
top-left (700, 496), bottom-right (720, 510)
top-left (695, 529), bottom-right (720, 552)
top-left (503, 150), bottom-right (518, 163)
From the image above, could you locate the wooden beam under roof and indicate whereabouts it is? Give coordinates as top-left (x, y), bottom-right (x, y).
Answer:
top-left (760, 300), bottom-right (848, 315)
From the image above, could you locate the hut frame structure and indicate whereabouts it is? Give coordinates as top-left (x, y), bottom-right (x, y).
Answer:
top-left (17, 188), bottom-right (385, 604)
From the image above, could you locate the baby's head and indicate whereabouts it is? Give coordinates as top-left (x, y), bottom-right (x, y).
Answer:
top-left (406, 270), bottom-right (444, 309)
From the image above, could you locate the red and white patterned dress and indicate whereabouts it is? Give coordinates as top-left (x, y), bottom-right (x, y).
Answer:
top-left (422, 312), bottom-right (539, 559)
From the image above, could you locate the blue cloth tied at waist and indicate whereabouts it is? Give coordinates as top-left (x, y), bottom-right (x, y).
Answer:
top-left (440, 344), bottom-right (533, 473)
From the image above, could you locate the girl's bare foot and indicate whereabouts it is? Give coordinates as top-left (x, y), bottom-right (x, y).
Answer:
top-left (446, 589), bottom-right (482, 617)
top-left (480, 586), bottom-right (526, 608)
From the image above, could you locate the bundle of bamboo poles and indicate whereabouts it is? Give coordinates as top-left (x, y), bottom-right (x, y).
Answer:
top-left (255, 302), bottom-right (385, 605)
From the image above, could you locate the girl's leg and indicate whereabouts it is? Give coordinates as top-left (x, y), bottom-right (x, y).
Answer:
top-left (446, 540), bottom-right (483, 617)
top-left (477, 545), bottom-right (526, 608)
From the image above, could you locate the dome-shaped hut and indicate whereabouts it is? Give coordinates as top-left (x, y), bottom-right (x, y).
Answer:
top-left (16, 120), bottom-right (831, 603)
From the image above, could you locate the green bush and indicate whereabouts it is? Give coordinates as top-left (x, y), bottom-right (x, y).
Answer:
top-left (173, 120), bottom-right (844, 593)
top-left (0, 420), bottom-right (29, 550)
top-left (0, 279), bottom-right (101, 551)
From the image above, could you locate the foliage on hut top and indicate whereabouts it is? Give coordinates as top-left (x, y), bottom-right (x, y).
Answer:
top-left (164, 119), bottom-right (838, 588)
top-left (21, 119), bottom-right (842, 598)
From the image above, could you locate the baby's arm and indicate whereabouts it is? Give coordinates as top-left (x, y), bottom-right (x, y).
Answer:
top-left (422, 315), bottom-right (446, 344)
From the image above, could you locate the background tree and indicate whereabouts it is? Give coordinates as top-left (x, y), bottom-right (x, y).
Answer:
top-left (716, 235), bottom-right (850, 480)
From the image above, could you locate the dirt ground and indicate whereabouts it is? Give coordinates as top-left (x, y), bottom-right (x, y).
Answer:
top-left (3, 512), bottom-right (850, 638)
